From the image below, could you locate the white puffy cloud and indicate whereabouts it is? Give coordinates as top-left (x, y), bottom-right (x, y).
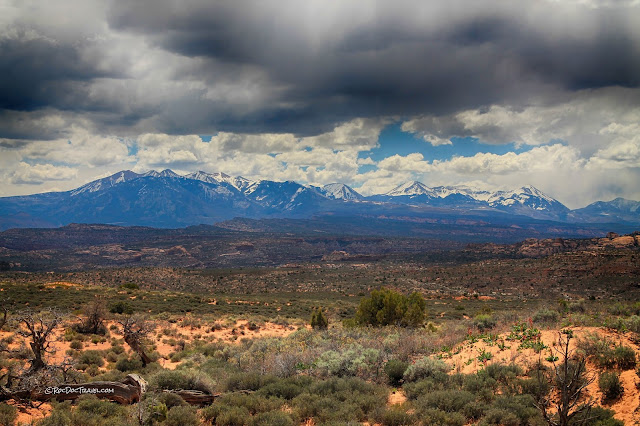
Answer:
top-left (402, 87), bottom-right (640, 154)
top-left (377, 153), bottom-right (430, 172)
top-left (17, 127), bottom-right (133, 167)
top-left (302, 118), bottom-right (389, 151)
top-left (10, 162), bottom-right (77, 184)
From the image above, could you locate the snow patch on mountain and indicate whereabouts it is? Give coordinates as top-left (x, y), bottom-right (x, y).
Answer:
top-left (318, 183), bottom-right (363, 201)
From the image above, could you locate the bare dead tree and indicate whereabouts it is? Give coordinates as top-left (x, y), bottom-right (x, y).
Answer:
top-left (118, 315), bottom-right (155, 367)
top-left (14, 309), bottom-right (64, 375)
top-left (75, 297), bottom-right (107, 335)
top-left (536, 330), bottom-right (595, 426)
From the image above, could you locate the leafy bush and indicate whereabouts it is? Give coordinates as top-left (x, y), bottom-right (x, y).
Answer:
top-left (290, 377), bottom-right (385, 424)
top-left (355, 288), bottom-right (426, 327)
top-left (599, 371), bottom-right (623, 401)
top-left (165, 405), bottom-right (198, 426)
top-left (571, 406), bottom-right (623, 426)
top-left (115, 356), bottom-right (143, 372)
top-left (473, 314), bottom-right (496, 331)
top-left (480, 408), bottom-right (519, 426)
top-left (226, 372), bottom-right (278, 392)
top-left (157, 392), bottom-right (187, 409)
top-left (77, 350), bottom-right (104, 367)
top-left (532, 308), bottom-right (559, 325)
top-left (257, 376), bottom-right (312, 400)
top-left (310, 308), bottom-right (329, 330)
top-left (415, 390), bottom-right (475, 414)
top-left (488, 395), bottom-right (540, 424)
top-left (251, 410), bottom-right (295, 426)
top-left (150, 369), bottom-right (214, 393)
top-left (215, 406), bottom-right (251, 426)
top-left (0, 403), bottom-right (17, 426)
top-left (627, 315), bottom-right (640, 333)
top-left (47, 395), bottom-right (130, 425)
top-left (315, 344), bottom-right (382, 379)
top-left (380, 407), bottom-right (416, 426)
top-left (403, 356), bottom-right (450, 383)
top-left (109, 301), bottom-right (134, 315)
top-left (414, 408), bottom-right (465, 426)
top-left (613, 345), bottom-right (636, 370)
top-left (385, 359), bottom-right (409, 386)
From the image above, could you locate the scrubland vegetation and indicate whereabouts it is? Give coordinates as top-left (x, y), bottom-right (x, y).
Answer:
top-left (1, 237), bottom-right (639, 425)
top-left (2, 286), bottom-right (640, 425)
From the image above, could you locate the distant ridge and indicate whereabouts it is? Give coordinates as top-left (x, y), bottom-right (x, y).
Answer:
top-left (0, 169), bottom-right (637, 230)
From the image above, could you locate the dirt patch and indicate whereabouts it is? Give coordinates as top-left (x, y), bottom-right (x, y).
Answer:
top-left (388, 390), bottom-right (407, 406)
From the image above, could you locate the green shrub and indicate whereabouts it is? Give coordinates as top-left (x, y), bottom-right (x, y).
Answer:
top-left (70, 395), bottom-right (128, 425)
top-left (414, 408), bottom-right (465, 426)
top-left (120, 283), bottom-right (140, 290)
top-left (380, 407), bottom-right (416, 426)
top-left (251, 411), bottom-right (294, 426)
top-left (157, 392), bottom-right (187, 409)
top-left (480, 408), bottom-right (519, 426)
top-left (489, 395), bottom-right (540, 424)
top-left (225, 372), bottom-right (277, 392)
top-left (214, 394), bottom-right (283, 415)
top-left (215, 406), bottom-right (252, 426)
top-left (0, 403), bottom-right (17, 426)
top-left (115, 356), bottom-right (143, 372)
top-left (385, 360), bottom-right (409, 386)
top-left (403, 378), bottom-right (449, 400)
top-left (257, 377), bottom-right (311, 400)
top-left (70, 340), bottom-right (83, 350)
top-left (166, 405), bottom-right (198, 426)
top-left (403, 356), bottom-right (450, 383)
top-left (613, 345), bottom-right (636, 370)
top-left (627, 315), bottom-right (640, 333)
top-left (77, 350), bottom-right (104, 367)
top-left (599, 371), bottom-right (623, 401)
top-left (355, 288), bottom-right (426, 327)
top-left (532, 308), bottom-right (559, 325)
top-left (571, 406), bottom-right (623, 426)
top-left (310, 308), bottom-right (329, 330)
top-left (315, 344), bottom-right (382, 379)
top-left (473, 314), bottom-right (496, 331)
top-left (414, 390), bottom-right (475, 413)
top-left (568, 300), bottom-right (587, 313)
top-left (150, 369), bottom-right (213, 393)
top-left (109, 301), bottom-right (134, 315)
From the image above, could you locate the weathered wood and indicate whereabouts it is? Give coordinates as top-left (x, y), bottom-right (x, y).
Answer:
top-left (162, 389), bottom-right (219, 406)
top-left (0, 374), bottom-right (147, 405)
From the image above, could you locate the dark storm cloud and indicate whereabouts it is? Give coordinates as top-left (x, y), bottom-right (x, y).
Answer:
top-left (0, 35), bottom-right (120, 113)
top-left (102, 0), bottom-right (640, 135)
top-left (2, 0), bottom-right (640, 139)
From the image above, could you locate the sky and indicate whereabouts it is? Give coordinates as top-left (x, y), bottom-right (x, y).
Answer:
top-left (1, 0), bottom-right (640, 209)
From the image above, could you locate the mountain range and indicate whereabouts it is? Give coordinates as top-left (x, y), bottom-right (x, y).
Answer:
top-left (0, 169), bottom-right (638, 230)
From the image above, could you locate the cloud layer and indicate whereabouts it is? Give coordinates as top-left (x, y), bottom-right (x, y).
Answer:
top-left (1, 0), bottom-right (640, 208)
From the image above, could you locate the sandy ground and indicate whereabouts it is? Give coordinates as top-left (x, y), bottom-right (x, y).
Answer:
top-left (445, 326), bottom-right (640, 425)
top-left (387, 389), bottom-right (407, 406)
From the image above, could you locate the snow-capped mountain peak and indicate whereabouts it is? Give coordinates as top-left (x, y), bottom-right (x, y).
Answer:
top-left (185, 171), bottom-right (255, 191)
top-left (319, 183), bottom-right (363, 201)
top-left (71, 170), bottom-right (140, 196)
top-left (143, 169), bottom-right (181, 178)
top-left (386, 181), bottom-right (436, 197)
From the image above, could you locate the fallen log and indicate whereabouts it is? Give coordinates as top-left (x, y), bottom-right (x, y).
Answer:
top-left (163, 389), bottom-right (220, 406)
top-left (0, 374), bottom-right (146, 405)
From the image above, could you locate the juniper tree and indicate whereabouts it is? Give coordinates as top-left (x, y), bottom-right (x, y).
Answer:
top-left (311, 308), bottom-right (328, 330)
